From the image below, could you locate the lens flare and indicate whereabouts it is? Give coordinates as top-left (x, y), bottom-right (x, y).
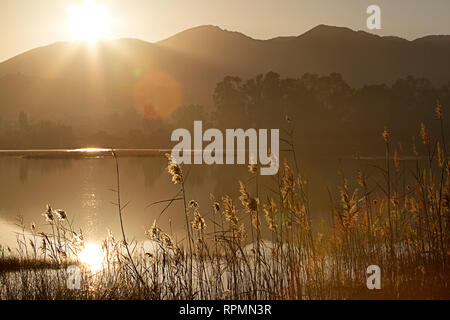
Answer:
top-left (133, 71), bottom-right (182, 119)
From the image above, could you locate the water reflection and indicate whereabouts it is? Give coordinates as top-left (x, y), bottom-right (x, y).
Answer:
top-left (81, 161), bottom-right (100, 236)
top-left (0, 151), bottom-right (426, 244)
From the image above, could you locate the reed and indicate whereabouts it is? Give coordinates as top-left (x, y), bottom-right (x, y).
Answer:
top-left (0, 102), bottom-right (448, 300)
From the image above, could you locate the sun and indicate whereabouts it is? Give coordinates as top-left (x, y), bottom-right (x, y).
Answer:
top-left (78, 242), bottom-right (104, 272)
top-left (67, 2), bottom-right (113, 42)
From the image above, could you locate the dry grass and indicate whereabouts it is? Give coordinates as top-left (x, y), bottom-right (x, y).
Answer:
top-left (0, 102), bottom-right (448, 300)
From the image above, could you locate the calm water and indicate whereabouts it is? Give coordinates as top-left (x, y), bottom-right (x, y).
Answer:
top-left (0, 149), bottom-right (407, 246)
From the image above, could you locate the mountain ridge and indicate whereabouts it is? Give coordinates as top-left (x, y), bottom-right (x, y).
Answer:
top-left (1, 24), bottom-right (450, 122)
top-left (2, 24), bottom-right (448, 65)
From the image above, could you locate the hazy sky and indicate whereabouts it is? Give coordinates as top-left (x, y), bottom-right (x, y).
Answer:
top-left (1, 0), bottom-right (449, 62)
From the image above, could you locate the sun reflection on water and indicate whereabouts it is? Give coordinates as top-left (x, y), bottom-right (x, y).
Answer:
top-left (70, 148), bottom-right (111, 153)
top-left (78, 242), bottom-right (104, 272)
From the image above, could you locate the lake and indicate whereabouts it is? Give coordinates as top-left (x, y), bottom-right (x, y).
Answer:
top-left (0, 148), bottom-right (416, 246)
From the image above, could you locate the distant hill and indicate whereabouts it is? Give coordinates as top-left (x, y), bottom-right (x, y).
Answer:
top-left (0, 24), bottom-right (450, 122)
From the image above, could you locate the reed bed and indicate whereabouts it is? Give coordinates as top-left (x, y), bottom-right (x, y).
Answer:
top-left (0, 102), bottom-right (448, 300)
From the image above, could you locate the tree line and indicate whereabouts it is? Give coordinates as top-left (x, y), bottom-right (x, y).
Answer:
top-left (1, 72), bottom-right (449, 154)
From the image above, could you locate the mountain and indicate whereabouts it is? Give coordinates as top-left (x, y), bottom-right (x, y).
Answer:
top-left (1, 24), bottom-right (450, 122)
top-left (158, 24), bottom-right (450, 86)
